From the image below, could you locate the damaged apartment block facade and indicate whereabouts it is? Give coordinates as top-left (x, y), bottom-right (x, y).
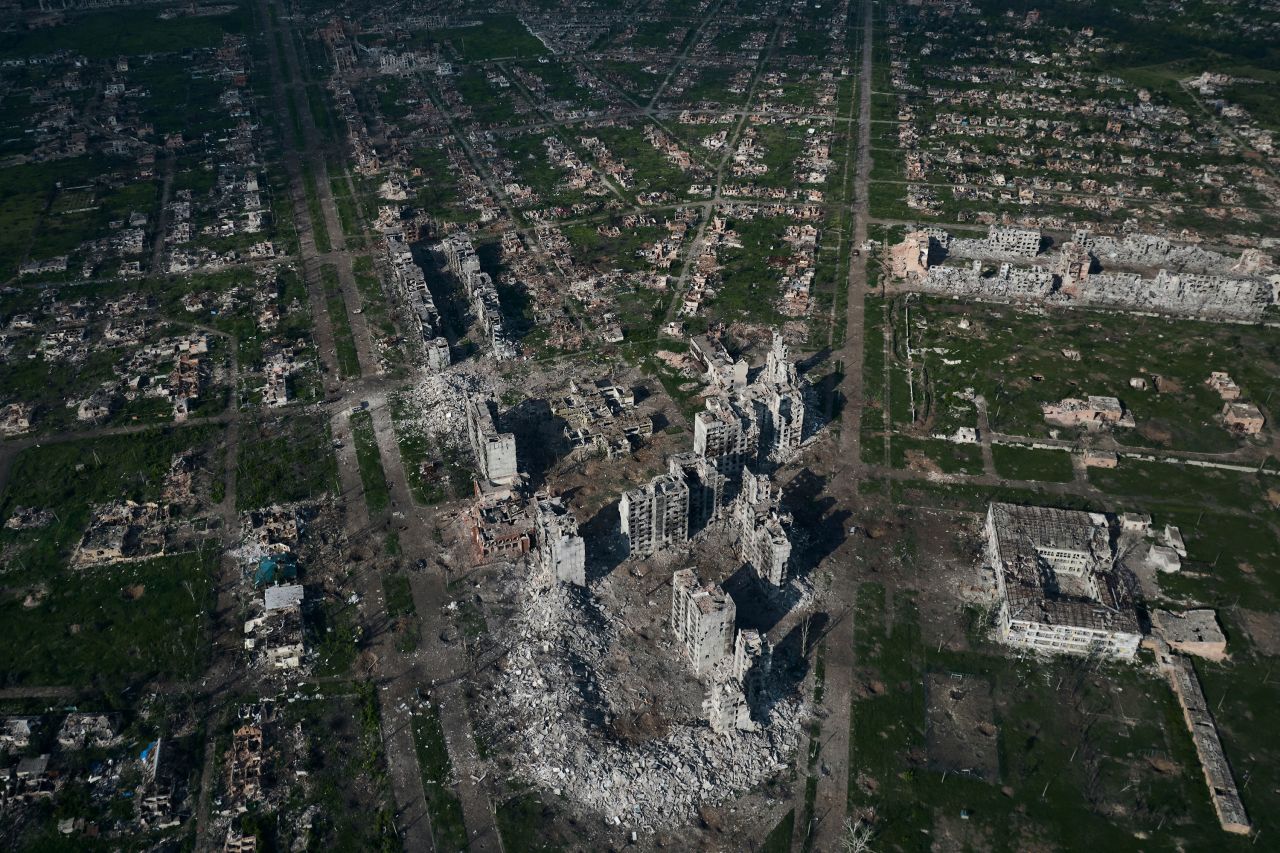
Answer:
top-left (672, 569), bottom-right (772, 734)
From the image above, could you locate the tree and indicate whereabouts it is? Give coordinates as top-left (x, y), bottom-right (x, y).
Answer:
top-left (840, 817), bottom-right (877, 853)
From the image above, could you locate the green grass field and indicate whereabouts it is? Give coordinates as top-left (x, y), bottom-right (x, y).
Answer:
top-left (350, 410), bottom-right (391, 513)
top-left (411, 705), bottom-right (469, 851)
top-left (236, 415), bottom-right (338, 510)
top-left (991, 444), bottom-right (1075, 483)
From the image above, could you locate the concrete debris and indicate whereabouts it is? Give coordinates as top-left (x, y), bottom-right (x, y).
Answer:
top-left (485, 576), bottom-right (800, 831)
top-left (395, 368), bottom-right (494, 475)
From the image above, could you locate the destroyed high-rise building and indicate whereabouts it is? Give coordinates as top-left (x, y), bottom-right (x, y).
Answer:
top-left (620, 472), bottom-right (689, 558)
top-left (385, 232), bottom-right (450, 370)
top-left (752, 331), bottom-right (806, 458)
top-left (466, 395), bottom-right (518, 490)
top-left (533, 495), bottom-right (586, 586)
top-left (695, 332), bottom-right (806, 480)
top-left (694, 396), bottom-right (757, 482)
top-left (668, 452), bottom-right (726, 535)
top-left (671, 568), bottom-right (736, 676)
top-left (705, 628), bottom-right (772, 733)
top-left (733, 473), bottom-right (793, 587)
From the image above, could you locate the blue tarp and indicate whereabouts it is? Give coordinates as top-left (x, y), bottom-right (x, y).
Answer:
top-left (254, 553), bottom-right (298, 587)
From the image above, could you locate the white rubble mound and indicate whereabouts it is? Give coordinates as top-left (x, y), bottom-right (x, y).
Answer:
top-left (490, 579), bottom-right (802, 831)
top-left (395, 368), bottom-right (491, 458)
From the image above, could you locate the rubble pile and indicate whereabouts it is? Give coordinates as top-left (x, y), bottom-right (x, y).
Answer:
top-left (487, 575), bottom-right (801, 830)
top-left (395, 368), bottom-right (495, 462)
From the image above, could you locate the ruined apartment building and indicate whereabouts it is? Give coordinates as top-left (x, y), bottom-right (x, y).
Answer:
top-left (551, 380), bottom-right (654, 458)
top-left (671, 568), bottom-right (736, 676)
top-left (620, 472), bottom-right (689, 558)
top-left (734, 473), bottom-right (793, 587)
top-left (466, 395), bottom-right (518, 490)
top-left (986, 224), bottom-right (1041, 257)
top-left (704, 629), bottom-right (772, 734)
top-left (985, 502), bottom-right (1141, 660)
top-left (533, 495), bottom-right (585, 586)
top-left (914, 254), bottom-right (1274, 321)
top-left (694, 396), bottom-right (757, 482)
top-left (385, 233), bottom-right (450, 371)
top-left (439, 231), bottom-right (516, 359)
top-left (668, 452), bottom-right (726, 536)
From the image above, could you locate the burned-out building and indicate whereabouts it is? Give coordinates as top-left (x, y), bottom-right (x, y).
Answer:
top-left (985, 502), bottom-right (1141, 660)
top-left (1222, 401), bottom-right (1264, 435)
top-left (72, 501), bottom-right (167, 568)
top-left (466, 395), bottom-right (518, 491)
top-left (733, 473), bottom-right (793, 587)
top-left (56, 714), bottom-right (118, 751)
top-left (1157, 645), bottom-right (1250, 834)
top-left (621, 472), bottom-right (690, 558)
top-left (467, 496), bottom-right (534, 562)
top-left (533, 495), bottom-right (585, 586)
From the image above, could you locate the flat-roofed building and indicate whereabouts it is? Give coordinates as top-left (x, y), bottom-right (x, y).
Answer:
top-left (985, 502), bottom-right (1141, 660)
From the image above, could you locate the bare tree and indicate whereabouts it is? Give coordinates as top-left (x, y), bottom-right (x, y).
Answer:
top-left (840, 817), bottom-right (876, 853)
